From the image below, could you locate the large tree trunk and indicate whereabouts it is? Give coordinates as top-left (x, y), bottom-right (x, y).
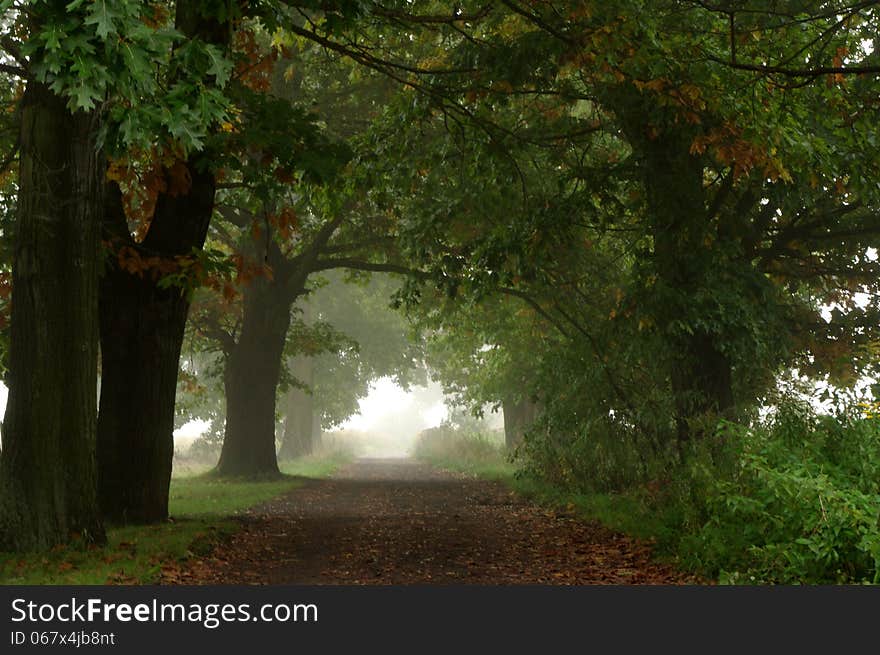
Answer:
top-left (0, 82), bottom-right (104, 550)
top-left (669, 332), bottom-right (734, 445)
top-left (502, 396), bottom-right (540, 449)
top-left (95, 0), bottom-right (224, 523)
top-left (216, 213), bottom-right (340, 476)
top-left (605, 84), bottom-right (736, 447)
top-left (97, 168), bottom-right (214, 522)
top-left (278, 357), bottom-right (317, 460)
top-left (216, 277), bottom-right (293, 477)
top-left (644, 134), bottom-right (734, 445)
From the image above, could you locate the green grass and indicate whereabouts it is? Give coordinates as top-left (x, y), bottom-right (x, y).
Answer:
top-left (280, 450), bottom-right (353, 478)
top-left (507, 475), bottom-right (674, 544)
top-left (167, 476), bottom-right (303, 518)
top-left (0, 452), bottom-right (351, 585)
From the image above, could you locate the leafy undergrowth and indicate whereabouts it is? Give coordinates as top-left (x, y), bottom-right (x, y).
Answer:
top-left (0, 452), bottom-right (350, 585)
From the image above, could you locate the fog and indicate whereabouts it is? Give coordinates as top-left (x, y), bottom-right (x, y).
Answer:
top-left (333, 377), bottom-right (449, 457)
top-left (171, 377), bottom-right (460, 459)
top-left (0, 378), bottom-right (475, 458)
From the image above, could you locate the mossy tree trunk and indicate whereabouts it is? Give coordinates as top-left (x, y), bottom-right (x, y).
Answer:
top-left (642, 134), bottom-right (734, 445)
top-left (609, 85), bottom-right (735, 447)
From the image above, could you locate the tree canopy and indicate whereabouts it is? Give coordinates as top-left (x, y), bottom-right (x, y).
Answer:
top-left (0, 2), bottom-right (877, 586)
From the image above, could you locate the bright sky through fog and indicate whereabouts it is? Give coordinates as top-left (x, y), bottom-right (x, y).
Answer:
top-left (336, 377), bottom-right (449, 457)
top-left (341, 377), bottom-right (447, 432)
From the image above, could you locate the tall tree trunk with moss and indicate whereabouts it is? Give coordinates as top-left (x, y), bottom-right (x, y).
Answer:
top-left (642, 132), bottom-right (734, 445)
top-left (0, 82), bottom-right (105, 550)
top-left (604, 82), bottom-right (735, 447)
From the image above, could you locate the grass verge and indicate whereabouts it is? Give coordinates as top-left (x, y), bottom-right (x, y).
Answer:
top-left (0, 451), bottom-right (351, 585)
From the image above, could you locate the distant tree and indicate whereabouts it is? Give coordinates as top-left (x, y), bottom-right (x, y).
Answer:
top-left (278, 272), bottom-right (425, 460)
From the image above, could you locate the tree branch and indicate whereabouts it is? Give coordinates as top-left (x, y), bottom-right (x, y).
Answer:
top-left (371, 4), bottom-right (493, 25)
top-left (498, 285), bottom-right (571, 338)
top-left (311, 257), bottom-right (429, 278)
top-left (708, 56), bottom-right (880, 78)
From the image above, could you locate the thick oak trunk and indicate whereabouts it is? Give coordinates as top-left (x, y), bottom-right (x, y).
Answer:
top-left (95, 0), bottom-right (224, 523)
top-left (645, 136), bottom-right (734, 444)
top-left (216, 213), bottom-right (339, 476)
top-left (606, 85), bottom-right (736, 446)
top-left (216, 278), bottom-right (292, 477)
top-left (97, 164), bottom-right (214, 522)
top-left (0, 82), bottom-right (104, 550)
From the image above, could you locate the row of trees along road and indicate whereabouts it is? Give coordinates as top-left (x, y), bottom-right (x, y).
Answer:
top-left (0, 1), bottom-right (878, 552)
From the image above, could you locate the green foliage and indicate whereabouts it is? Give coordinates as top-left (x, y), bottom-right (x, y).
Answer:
top-left (508, 401), bottom-right (880, 584)
top-left (681, 407), bottom-right (880, 584)
top-left (289, 271), bottom-right (425, 429)
top-left (20, 0), bottom-right (231, 152)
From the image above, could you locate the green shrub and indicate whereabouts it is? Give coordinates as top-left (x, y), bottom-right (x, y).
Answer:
top-left (681, 406), bottom-right (880, 584)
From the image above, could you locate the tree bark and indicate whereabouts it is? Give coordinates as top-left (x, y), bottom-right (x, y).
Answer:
top-left (95, 0), bottom-right (226, 522)
top-left (603, 83), bottom-right (735, 446)
top-left (0, 82), bottom-right (104, 550)
top-left (215, 214), bottom-right (341, 476)
top-left (642, 132), bottom-right (735, 444)
top-left (278, 356), bottom-right (317, 460)
top-left (97, 168), bottom-right (214, 522)
top-left (216, 274), bottom-right (293, 477)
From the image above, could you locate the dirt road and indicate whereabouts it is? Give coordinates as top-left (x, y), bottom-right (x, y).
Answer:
top-left (165, 458), bottom-right (693, 584)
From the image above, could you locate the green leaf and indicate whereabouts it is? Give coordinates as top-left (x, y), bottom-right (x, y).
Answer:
top-left (84, 0), bottom-right (121, 39)
top-left (203, 45), bottom-right (231, 88)
top-left (69, 82), bottom-right (98, 110)
top-left (42, 25), bottom-right (67, 51)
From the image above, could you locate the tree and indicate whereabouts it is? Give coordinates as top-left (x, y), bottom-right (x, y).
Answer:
top-left (0, 0), bottom-right (186, 547)
top-left (367, 0), bottom-right (880, 448)
top-left (0, 77), bottom-right (104, 550)
top-left (278, 271), bottom-right (425, 459)
top-left (95, 0), bottom-right (232, 522)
